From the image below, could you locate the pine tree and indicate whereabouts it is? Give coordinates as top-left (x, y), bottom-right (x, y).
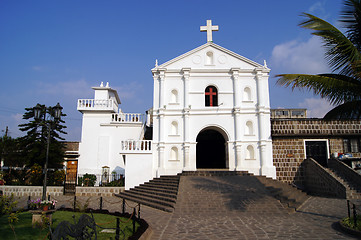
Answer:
top-left (18, 104), bottom-right (67, 168)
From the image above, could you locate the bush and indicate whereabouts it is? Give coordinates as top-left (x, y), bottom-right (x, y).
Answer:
top-left (78, 173), bottom-right (96, 186)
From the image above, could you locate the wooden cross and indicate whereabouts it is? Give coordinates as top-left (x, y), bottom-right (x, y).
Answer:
top-left (200, 20), bottom-right (219, 42)
top-left (205, 87), bottom-right (217, 106)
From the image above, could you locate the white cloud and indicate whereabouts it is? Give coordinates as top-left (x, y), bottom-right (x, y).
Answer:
top-left (112, 82), bottom-right (145, 101)
top-left (12, 113), bottom-right (23, 123)
top-left (298, 98), bottom-right (334, 118)
top-left (35, 78), bottom-right (93, 98)
top-left (308, 1), bottom-right (326, 15)
top-left (31, 66), bottom-right (45, 72)
top-left (270, 36), bottom-right (330, 74)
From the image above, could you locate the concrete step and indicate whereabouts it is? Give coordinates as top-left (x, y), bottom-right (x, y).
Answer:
top-left (122, 189), bottom-right (176, 203)
top-left (144, 181), bottom-right (179, 188)
top-left (134, 185), bottom-right (178, 195)
top-left (138, 183), bottom-right (178, 192)
top-left (255, 176), bottom-right (309, 211)
top-left (181, 170), bottom-right (252, 176)
top-left (117, 191), bottom-right (175, 208)
top-left (115, 193), bottom-right (174, 212)
top-left (131, 187), bottom-right (178, 199)
top-left (116, 175), bottom-right (180, 212)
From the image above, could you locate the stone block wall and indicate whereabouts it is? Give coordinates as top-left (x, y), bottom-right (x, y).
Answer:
top-left (271, 119), bottom-right (361, 185)
top-left (303, 158), bottom-right (347, 198)
top-left (0, 186), bottom-right (124, 197)
top-left (328, 158), bottom-right (361, 190)
top-left (271, 119), bottom-right (361, 137)
top-left (0, 186), bottom-right (64, 197)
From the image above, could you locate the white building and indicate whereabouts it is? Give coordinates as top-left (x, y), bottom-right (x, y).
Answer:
top-left (77, 20), bottom-right (276, 190)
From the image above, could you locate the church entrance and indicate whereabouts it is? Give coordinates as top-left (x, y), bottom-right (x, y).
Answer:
top-left (196, 128), bottom-right (227, 169)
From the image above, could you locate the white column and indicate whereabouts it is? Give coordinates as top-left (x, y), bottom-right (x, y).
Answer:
top-left (182, 68), bottom-right (191, 170)
top-left (231, 68), bottom-right (241, 108)
top-left (183, 109), bottom-right (190, 169)
top-left (182, 68), bottom-right (191, 108)
top-left (232, 68), bottom-right (242, 170)
top-left (158, 69), bottom-right (166, 109)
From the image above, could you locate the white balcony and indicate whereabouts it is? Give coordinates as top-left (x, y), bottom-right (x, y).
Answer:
top-left (121, 140), bottom-right (152, 153)
top-left (77, 99), bottom-right (118, 112)
top-left (111, 113), bottom-right (144, 124)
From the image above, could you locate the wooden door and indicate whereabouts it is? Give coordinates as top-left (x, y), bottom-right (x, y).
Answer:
top-left (64, 160), bottom-right (78, 195)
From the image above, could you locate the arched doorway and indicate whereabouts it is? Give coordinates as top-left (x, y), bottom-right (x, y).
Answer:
top-left (196, 128), bottom-right (227, 169)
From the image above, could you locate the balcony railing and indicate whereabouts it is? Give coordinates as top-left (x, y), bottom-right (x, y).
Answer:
top-left (121, 140), bottom-right (152, 153)
top-left (77, 99), bottom-right (118, 112)
top-left (111, 113), bottom-right (143, 124)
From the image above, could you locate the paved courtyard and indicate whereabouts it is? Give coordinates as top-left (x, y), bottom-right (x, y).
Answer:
top-left (16, 175), bottom-right (359, 239)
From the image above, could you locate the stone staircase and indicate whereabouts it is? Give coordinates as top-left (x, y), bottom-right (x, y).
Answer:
top-left (182, 170), bottom-right (309, 212)
top-left (325, 168), bottom-right (361, 199)
top-left (116, 170), bottom-right (311, 213)
top-left (255, 176), bottom-right (310, 212)
top-left (115, 175), bottom-right (180, 212)
top-left (181, 169), bottom-right (254, 176)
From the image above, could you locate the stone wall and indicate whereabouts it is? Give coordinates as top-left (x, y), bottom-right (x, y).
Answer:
top-left (271, 119), bottom-right (361, 185)
top-left (328, 158), bottom-right (361, 190)
top-left (272, 138), bottom-right (304, 185)
top-left (271, 119), bottom-right (361, 137)
top-left (303, 158), bottom-right (347, 198)
top-left (0, 186), bottom-right (124, 197)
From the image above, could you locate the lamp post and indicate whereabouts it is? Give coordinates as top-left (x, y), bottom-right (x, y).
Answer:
top-left (33, 103), bottom-right (63, 201)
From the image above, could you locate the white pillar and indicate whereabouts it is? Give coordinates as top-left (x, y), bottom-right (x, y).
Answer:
top-left (182, 68), bottom-right (190, 108)
top-left (158, 69), bottom-right (166, 109)
top-left (231, 68), bottom-right (241, 108)
top-left (182, 68), bottom-right (191, 170)
top-left (232, 68), bottom-right (242, 170)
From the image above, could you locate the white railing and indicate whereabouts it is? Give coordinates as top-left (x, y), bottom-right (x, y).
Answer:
top-left (121, 140), bottom-right (152, 152)
top-left (111, 113), bottom-right (143, 123)
top-left (77, 99), bottom-right (118, 112)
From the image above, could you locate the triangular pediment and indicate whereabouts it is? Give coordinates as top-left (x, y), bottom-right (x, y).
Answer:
top-left (152, 42), bottom-right (265, 71)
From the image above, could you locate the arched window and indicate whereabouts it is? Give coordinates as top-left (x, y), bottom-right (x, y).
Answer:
top-left (205, 86), bottom-right (218, 107)
top-left (246, 145), bottom-right (255, 159)
top-left (206, 51), bottom-right (214, 65)
top-left (171, 147), bottom-right (178, 160)
top-left (243, 87), bottom-right (252, 101)
top-left (171, 121), bottom-right (178, 135)
top-left (245, 121), bottom-right (253, 135)
top-left (171, 89), bottom-right (178, 103)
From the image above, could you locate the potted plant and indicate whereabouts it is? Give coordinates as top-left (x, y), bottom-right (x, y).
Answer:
top-left (39, 200), bottom-right (57, 211)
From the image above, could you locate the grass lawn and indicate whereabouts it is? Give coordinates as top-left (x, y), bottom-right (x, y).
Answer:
top-left (0, 211), bottom-right (140, 240)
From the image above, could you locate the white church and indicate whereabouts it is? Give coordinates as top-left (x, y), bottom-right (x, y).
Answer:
top-left (77, 20), bottom-right (276, 190)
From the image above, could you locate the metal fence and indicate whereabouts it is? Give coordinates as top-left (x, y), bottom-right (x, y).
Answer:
top-left (75, 173), bottom-right (124, 187)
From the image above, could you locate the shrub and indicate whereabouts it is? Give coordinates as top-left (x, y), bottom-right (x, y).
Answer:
top-left (78, 173), bottom-right (96, 186)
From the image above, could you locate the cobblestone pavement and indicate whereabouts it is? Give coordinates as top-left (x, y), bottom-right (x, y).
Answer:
top-left (15, 175), bottom-right (359, 239)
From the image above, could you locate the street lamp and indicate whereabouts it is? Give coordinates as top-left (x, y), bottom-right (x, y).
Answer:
top-left (33, 103), bottom-right (63, 200)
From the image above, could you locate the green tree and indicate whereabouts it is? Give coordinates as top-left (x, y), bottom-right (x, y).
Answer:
top-left (0, 135), bottom-right (22, 167)
top-left (276, 0), bottom-right (361, 119)
top-left (18, 104), bottom-right (67, 168)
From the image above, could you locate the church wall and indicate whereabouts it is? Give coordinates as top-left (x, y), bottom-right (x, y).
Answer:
top-left (78, 111), bottom-right (143, 181)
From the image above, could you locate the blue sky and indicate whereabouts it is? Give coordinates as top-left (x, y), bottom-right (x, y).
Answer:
top-left (0, 0), bottom-right (343, 140)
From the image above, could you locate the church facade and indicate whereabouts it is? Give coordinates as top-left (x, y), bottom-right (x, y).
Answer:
top-left (151, 42), bottom-right (275, 179)
top-left (76, 21), bottom-right (277, 189)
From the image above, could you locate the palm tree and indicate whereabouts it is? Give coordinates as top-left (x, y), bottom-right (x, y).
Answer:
top-left (276, 0), bottom-right (361, 119)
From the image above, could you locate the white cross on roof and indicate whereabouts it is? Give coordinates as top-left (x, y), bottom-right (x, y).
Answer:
top-left (200, 20), bottom-right (219, 42)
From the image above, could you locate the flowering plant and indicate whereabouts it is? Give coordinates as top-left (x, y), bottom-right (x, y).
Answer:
top-left (28, 198), bottom-right (41, 209)
top-left (28, 198), bottom-right (57, 209)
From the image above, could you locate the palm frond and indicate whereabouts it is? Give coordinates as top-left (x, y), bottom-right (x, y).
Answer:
top-left (341, 0), bottom-right (361, 51)
top-left (276, 73), bottom-right (361, 105)
top-left (324, 100), bottom-right (361, 119)
top-left (300, 13), bottom-right (361, 77)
